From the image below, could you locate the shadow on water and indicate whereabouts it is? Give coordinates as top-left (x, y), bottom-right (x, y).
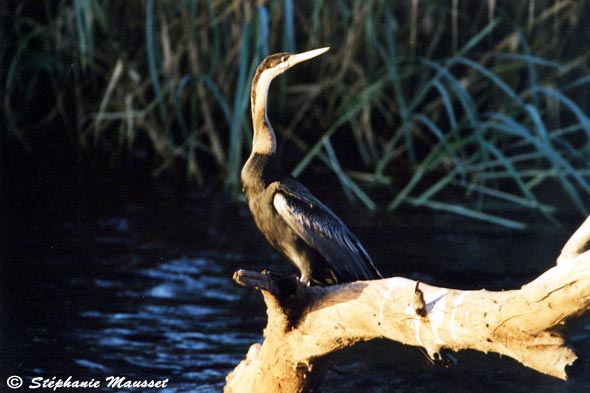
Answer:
top-left (1, 175), bottom-right (589, 392)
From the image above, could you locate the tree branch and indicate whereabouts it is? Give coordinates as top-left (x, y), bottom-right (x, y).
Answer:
top-left (558, 214), bottom-right (590, 264)
top-left (225, 217), bottom-right (590, 392)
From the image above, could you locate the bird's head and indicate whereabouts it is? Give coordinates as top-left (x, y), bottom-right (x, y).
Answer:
top-left (255, 47), bottom-right (330, 80)
top-left (251, 47), bottom-right (330, 107)
top-left (249, 47), bottom-right (330, 155)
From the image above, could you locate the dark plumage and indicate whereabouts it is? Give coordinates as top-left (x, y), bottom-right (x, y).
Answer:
top-left (241, 47), bottom-right (382, 286)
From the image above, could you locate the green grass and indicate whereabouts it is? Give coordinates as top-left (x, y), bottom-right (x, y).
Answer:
top-left (2, 0), bottom-right (589, 228)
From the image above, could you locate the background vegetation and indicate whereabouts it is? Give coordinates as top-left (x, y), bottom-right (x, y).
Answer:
top-left (2, 0), bottom-right (589, 228)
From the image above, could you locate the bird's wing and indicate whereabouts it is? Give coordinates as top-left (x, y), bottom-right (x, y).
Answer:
top-left (273, 182), bottom-right (381, 281)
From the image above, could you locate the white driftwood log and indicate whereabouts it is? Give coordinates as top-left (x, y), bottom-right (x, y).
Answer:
top-left (225, 215), bottom-right (590, 392)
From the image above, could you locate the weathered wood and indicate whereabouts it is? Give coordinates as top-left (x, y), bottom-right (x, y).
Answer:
top-left (225, 215), bottom-right (590, 392)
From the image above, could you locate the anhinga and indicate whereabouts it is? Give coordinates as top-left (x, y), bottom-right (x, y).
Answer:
top-left (241, 47), bottom-right (382, 286)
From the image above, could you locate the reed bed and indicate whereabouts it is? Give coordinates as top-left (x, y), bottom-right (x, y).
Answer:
top-left (2, 0), bottom-right (589, 227)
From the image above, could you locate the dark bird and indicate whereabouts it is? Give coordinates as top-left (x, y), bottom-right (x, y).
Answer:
top-left (241, 47), bottom-right (382, 286)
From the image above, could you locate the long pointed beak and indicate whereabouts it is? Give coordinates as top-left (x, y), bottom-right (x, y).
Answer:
top-left (288, 47), bottom-right (330, 68)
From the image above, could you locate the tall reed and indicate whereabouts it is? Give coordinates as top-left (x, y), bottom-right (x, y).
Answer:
top-left (2, 1), bottom-right (589, 227)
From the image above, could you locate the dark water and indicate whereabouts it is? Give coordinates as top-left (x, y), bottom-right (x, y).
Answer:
top-left (1, 181), bottom-right (589, 392)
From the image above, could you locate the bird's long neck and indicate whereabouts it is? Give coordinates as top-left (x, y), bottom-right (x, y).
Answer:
top-left (250, 69), bottom-right (277, 157)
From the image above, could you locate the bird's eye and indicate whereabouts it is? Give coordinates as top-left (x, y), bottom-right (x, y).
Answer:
top-left (281, 55), bottom-right (290, 62)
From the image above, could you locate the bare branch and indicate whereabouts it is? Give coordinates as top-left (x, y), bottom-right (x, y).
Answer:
top-left (558, 215), bottom-right (590, 264)
top-left (225, 216), bottom-right (590, 393)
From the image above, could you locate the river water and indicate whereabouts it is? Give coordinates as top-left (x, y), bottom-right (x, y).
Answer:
top-left (1, 179), bottom-right (589, 392)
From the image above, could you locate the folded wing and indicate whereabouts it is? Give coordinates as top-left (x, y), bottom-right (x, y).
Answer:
top-left (273, 182), bottom-right (382, 282)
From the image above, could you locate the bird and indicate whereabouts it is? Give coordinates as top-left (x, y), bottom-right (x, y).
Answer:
top-left (241, 47), bottom-right (382, 286)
